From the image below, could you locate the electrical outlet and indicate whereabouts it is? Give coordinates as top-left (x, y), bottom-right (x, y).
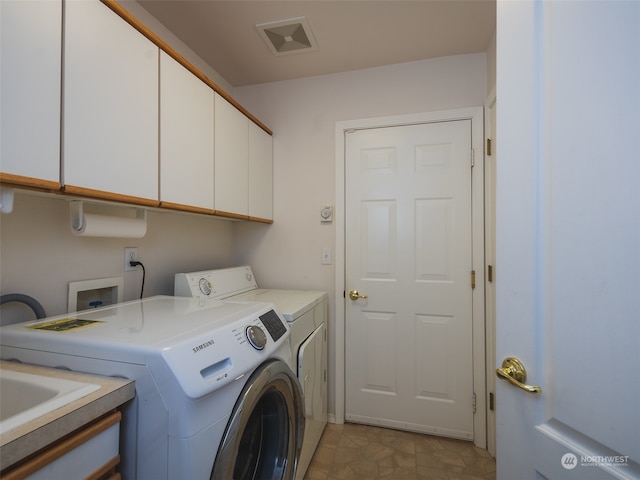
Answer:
top-left (125, 247), bottom-right (138, 272)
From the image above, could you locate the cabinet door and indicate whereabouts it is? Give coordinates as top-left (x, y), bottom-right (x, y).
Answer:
top-left (63, 0), bottom-right (158, 204)
top-left (0, 0), bottom-right (61, 188)
top-left (248, 123), bottom-right (273, 221)
top-left (160, 52), bottom-right (214, 212)
top-left (214, 94), bottom-right (248, 216)
top-left (2, 411), bottom-right (121, 480)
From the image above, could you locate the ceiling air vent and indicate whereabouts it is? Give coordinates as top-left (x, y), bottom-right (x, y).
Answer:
top-left (256, 17), bottom-right (318, 56)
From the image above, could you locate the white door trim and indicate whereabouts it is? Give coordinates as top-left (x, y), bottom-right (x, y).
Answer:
top-left (334, 107), bottom-right (487, 448)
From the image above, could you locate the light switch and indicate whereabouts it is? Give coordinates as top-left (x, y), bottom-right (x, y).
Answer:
top-left (321, 247), bottom-right (332, 265)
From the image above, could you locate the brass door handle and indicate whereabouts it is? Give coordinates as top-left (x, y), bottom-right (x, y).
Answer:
top-left (496, 357), bottom-right (542, 394)
top-left (348, 290), bottom-right (368, 301)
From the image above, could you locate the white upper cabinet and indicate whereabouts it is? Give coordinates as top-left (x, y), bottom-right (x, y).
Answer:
top-left (1, 0), bottom-right (272, 221)
top-left (214, 94), bottom-right (249, 216)
top-left (159, 52), bottom-right (214, 212)
top-left (63, 0), bottom-right (159, 203)
top-left (248, 123), bottom-right (273, 221)
top-left (0, 0), bottom-right (61, 187)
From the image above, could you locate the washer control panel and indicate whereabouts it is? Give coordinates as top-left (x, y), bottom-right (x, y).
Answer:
top-left (259, 309), bottom-right (287, 341)
top-left (160, 303), bottom-right (290, 399)
top-left (246, 325), bottom-right (267, 350)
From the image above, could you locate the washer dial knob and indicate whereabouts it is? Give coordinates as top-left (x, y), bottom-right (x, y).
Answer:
top-left (246, 325), bottom-right (267, 350)
top-left (198, 278), bottom-right (212, 296)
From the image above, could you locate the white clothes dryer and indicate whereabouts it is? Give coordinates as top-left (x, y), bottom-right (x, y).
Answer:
top-left (0, 296), bottom-right (304, 480)
top-left (175, 266), bottom-right (327, 480)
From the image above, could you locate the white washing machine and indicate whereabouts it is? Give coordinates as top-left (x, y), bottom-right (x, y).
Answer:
top-left (0, 296), bottom-right (304, 480)
top-left (175, 266), bottom-right (327, 480)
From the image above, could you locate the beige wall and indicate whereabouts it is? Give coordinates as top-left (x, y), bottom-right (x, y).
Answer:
top-left (487, 29), bottom-right (497, 96)
top-left (0, 4), bottom-right (491, 416)
top-left (0, 192), bottom-right (236, 323)
top-left (235, 53), bottom-right (487, 288)
top-left (0, 2), bottom-right (238, 325)
top-left (234, 53), bottom-right (488, 416)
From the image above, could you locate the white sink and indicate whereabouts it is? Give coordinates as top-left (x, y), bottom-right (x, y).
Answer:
top-left (0, 368), bottom-right (100, 435)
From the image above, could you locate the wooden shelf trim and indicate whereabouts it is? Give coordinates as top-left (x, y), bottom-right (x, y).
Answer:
top-left (1, 411), bottom-right (121, 480)
top-left (100, 0), bottom-right (272, 136)
top-left (248, 216), bottom-right (274, 224)
top-left (159, 201), bottom-right (215, 215)
top-left (0, 173), bottom-right (60, 192)
top-left (85, 454), bottom-right (120, 480)
top-left (63, 185), bottom-right (160, 207)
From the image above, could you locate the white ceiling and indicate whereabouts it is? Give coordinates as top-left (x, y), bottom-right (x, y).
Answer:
top-left (137, 0), bottom-right (496, 87)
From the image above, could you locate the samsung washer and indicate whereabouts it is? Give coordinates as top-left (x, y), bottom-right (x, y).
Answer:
top-left (0, 296), bottom-right (304, 480)
top-left (175, 266), bottom-right (327, 479)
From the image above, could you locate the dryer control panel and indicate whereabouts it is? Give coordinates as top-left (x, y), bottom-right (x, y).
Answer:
top-left (174, 272), bottom-right (216, 298)
top-left (175, 266), bottom-right (258, 299)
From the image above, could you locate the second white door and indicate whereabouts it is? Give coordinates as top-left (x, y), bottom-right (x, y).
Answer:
top-left (345, 120), bottom-right (475, 439)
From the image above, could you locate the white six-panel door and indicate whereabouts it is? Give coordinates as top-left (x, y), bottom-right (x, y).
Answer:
top-left (496, 1), bottom-right (640, 477)
top-left (345, 120), bottom-right (475, 439)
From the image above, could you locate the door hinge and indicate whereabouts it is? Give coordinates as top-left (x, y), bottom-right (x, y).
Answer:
top-left (472, 393), bottom-right (477, 413)
top-left (471, 149), bottom-right (475, 167)
top-left (471, 270), bottom-right (476, 289)
top-left (489, 392), bottom-right (495, 411)
top-left (486, 138), bottom-right (492, 156)
top-left (488, 265), bottom-right (493, 282)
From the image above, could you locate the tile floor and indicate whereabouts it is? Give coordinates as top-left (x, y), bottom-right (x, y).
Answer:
top-left (303, 423), bottom-right (496, 480)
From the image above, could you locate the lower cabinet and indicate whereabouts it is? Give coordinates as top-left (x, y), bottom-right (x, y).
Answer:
top-left (2, 411), bottom-right (122, 480)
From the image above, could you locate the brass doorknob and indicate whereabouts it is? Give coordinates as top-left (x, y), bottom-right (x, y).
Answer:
top-left (496, 357), bottom-right (542, 394)
top-left (348, 290), bottom-right (368, 301)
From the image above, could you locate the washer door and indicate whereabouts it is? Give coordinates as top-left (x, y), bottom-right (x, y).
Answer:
top-left (211, 359), bottom-right (304, 480)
